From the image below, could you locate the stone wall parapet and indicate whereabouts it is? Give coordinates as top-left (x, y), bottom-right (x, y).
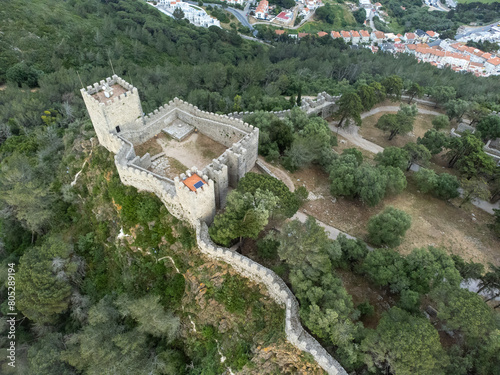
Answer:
top-left (195, 221), bottom-right (348, 375)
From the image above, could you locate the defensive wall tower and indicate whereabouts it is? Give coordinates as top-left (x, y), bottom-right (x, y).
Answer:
top-left (80, 75), bottom-right (144, 152)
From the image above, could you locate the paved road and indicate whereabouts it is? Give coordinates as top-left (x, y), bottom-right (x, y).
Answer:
top-left (456, 20), bottom-right (500, 40)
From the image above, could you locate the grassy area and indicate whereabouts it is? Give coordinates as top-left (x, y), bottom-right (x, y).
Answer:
top-left (359, 112), bottom-right (438, 148)
top-left (357, 100), bottom-right (447, 149)
top-left (298, 4), bottom-right (356, 33)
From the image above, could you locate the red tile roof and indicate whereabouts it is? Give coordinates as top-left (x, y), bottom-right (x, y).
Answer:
top-left (275, 29), bottom-right (286, 35)
top-left (487, 57), bottom-right (500, 66)
top-left (405, 32), bottom-right (416, 39)
top-left (331, 31), bottom-right (341, 38)
top-left (351, 30), bottom-right (360, 37)
top-left (183, 174), bottom-right (207, 192)
top-left (360, 30), bottom-right (370, 37)
top-left (426, 30), bottom-right (436, 37)
top-left (341, 30), bottom-right (351, 38)
top-left (374, 31), bottom-right (385, 39)
top-left (298, 32), bottom-right (309, 38)
top-left (317, 31), bottom-right (328, 37)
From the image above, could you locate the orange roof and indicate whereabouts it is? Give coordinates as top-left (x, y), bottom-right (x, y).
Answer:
top-left (482, 53), bottom-right (492, 59)
top-left (183, 174), bottom-right (207, 193)
top-left (394, 38), bottom-right (401, 43)
top-left (298, 32), bottom-right (309, 38)
top-left (331, 31), bottom-right (341, 38)
top-left (351, 30), bottom-right (360, 37)
top-left (341, 30), bottom-right (351, 38)
top-left (375, 2), bottom-right (382, 6)
top-left (426, 30), bottom-right (436, 37)
top-left (360, 30), bottom-right (370, 37)
top-left (275, 30), bottom-right (286, 35)
top-left (487, 57), bottom-right (500, 66)
top-left (470, 61), bottom-right (484, 67)
top-left (405, 32), bottom-right (416, 39)
top-left (318, 31), bottom-right (328, 37)
top-left (374, 31), bottom-right (385, 39)
top-left (406, 44), bottom-right (417, 50)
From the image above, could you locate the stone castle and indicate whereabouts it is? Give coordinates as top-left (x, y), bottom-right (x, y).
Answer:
top-left (81, 75), bottom-right (346, 375)
top-left (81, 75), bottom-right (259, 226)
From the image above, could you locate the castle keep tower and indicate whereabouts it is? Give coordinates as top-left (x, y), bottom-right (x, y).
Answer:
top-left (80, 75), bottom-right (144, 152)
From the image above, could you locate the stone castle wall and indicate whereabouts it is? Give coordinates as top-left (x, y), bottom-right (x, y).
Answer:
top-left (226, 92), bottom-right (340, 120)
top-left (83, 76), bottom-right (347, 374)
top-left (195, 221), bottom-right (348, 375)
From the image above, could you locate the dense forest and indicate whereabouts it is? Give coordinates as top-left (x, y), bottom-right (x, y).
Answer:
top-left (1, 0), bottom-right (500, 374)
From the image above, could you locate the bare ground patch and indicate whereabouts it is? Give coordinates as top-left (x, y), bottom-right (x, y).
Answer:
top-left (292, 166), bottom-right (500, 266)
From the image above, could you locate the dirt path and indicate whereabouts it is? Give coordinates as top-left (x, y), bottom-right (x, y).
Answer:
top-left (257, 157), bottom-right (296, 192)
top-left (331, 124), bottom-right (384, 154)
top-left (360, 106), bottom-right (442, 119)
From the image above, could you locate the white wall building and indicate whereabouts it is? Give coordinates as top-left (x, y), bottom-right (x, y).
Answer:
top-left (157, 0), bottom-right (221, 28)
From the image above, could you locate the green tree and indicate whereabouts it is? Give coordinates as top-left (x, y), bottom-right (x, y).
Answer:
top-left (375, 146), bottom-right (409, 171)
top-left (381, 75), bottom-right (404, 100)
top-left (362, 249), bottom-right (409, 292)
top-left (336, 233), bottom-right (368, 270)
top-left (476, 114), bottom-right (500, 143)
top-left (414, 168), bottom-right (438, 194)
top-left (355, 164), bottom-right (387, 206)
top-left (417, 128), bottom-right (447, 155)
top-left (376, 104), bottom-right (417, 140)
top-left (277, 216), bottom-right (340, 281)
top-left (432, 114), bottom-right (450, 131)
top-left (357, 84), bottom-right (376, 110)
top-left (237, 172), bottom-right (302, 217)
top-left (362, 307), bottom-right (446, 375)
top-left (353, 7), bottom-right (366, 23)
top-left (28, 333), bottom-right (74, 375)
top-left (381, 166), bottom-right (407, 195)
top-left (115, 294), bottom-right (180, 341)
top-left (430, 86), bottom-right (456, 107)
top-left (329, 154), bottom-right (359, 198)
top-left (17, 236), bottom-right (80, 323)
top-left (6, 61), bottom-right (42, 87)
top-left (432, 285), bottom-right (496, 344)
top-left (0, 152), bottom-right (55, 234)
top-left (451, 254), bottom-right (485, 280)
top-left (404, 142), bottom-right (431, 171)
top-left (434, 173), bottom-right (460, 200)
top-left (459, 177), bottom-right (491, 208)
top-left (467, 102), bottom-right (490, 127)
top-left (209, 189), bottom-right (278, 246)
top-left (446, 99), bottom-right (470, 122)
top-left (62, 295), bottom-right (180, 374)
top-left (406, 82), bottom-right (423, 104)
top-left (173, 7), bottom-right (185, 20)
top-left (335, 91), bottom-right (363, 128)
top-left (315, 3), bottom-right (336, 24)
top-left (404, 246), bottom-right (461, 294)
top-left (370, 81), bottom-right (386, 103)
top-left (367, 206), bottom-right (411, 247)
top-left (446, 132), bottom-right (495, 177)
